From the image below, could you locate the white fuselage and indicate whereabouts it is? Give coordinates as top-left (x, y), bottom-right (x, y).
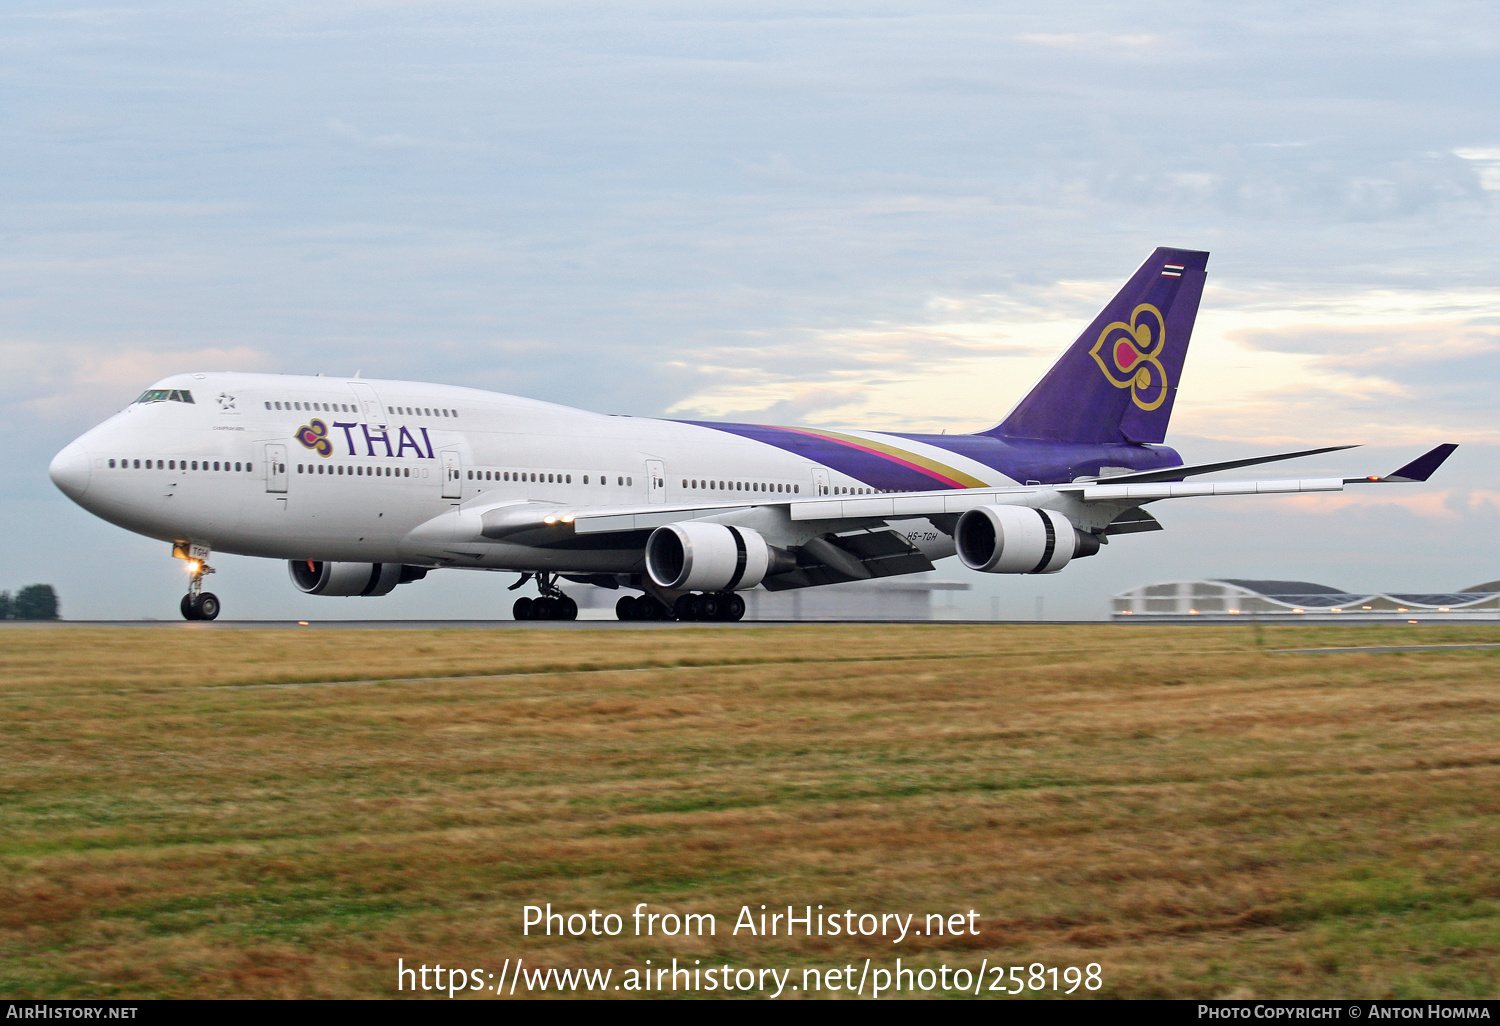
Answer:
top-left (49, 372), bottom-right (985, 574)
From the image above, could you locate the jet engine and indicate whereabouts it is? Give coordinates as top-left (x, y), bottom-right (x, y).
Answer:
top-left (288, 561), bottom-right (427, 597)
top-left (954, 505), bottom-right (1081, 574)
top-left (645, 523), bottom-right (788, 591)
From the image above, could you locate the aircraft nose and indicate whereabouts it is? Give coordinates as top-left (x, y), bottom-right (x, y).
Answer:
top-left (49, 442), bottom-right (92, 501)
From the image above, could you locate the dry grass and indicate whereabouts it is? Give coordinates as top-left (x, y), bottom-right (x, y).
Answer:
top-left (1, 622), bottom-right (1498, 999)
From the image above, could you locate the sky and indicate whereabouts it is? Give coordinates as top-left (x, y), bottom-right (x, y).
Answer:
top-left (3, 1), bottom-right (1499, 620)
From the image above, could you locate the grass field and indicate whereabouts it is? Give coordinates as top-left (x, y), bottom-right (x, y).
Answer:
top-left (2, 622), bottom-right (1498, 1000)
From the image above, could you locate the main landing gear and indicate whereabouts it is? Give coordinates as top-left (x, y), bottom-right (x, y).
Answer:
top-left (616, 591), bottom-right (746, 622)
top-left (180, 557), bottom-right (220, 621)
top-left (510, 572), bottom-right (578, 621)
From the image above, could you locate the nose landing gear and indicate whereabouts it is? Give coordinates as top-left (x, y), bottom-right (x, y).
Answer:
top-left (180, 557), bottom-right (220, 621)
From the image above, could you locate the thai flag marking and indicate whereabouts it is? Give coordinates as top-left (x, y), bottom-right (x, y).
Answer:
top-left (1161, 262), bottom-right (1185, 278)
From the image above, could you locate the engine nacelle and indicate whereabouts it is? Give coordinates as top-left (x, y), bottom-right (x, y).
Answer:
top-left (645, 523), bottom-right (778, 591)
top-left (955, 505), bottom-right (1077, 574)
top-left (288, 561), bottom-right (425, 596)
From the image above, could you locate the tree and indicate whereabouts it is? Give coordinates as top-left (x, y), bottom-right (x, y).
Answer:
top-left (0, 591), bottom-right (10, 619)
top-left (13, 584), bottom-right (59, 620)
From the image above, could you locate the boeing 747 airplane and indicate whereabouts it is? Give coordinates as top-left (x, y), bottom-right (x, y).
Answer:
top-left (48, 248), bottom-right (1456, 621)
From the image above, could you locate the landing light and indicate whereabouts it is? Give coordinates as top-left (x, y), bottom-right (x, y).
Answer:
top-left (543, 515), bottom-right (557, 525)
top-left (186, 560), bottom-right (200, 573)
top-left (561, 514), bottom-right (575, 524)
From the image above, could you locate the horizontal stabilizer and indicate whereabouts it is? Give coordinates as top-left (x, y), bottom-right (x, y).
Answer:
top-left (1085, 444), bottom-right (1358, 485)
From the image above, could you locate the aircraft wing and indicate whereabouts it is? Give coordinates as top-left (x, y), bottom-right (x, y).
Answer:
top-left (407, 445), bottom-right (1457, 555)
top-left (570, 443), bottom-right (1459, 529)
top-left (1075, 444), bottom-right (1358, 485)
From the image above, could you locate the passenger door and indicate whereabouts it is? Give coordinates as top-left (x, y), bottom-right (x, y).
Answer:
top-left (348, 381), bottom-right (386, 425)
top-left (265, 444), bottom-right (288, 493)
top-left (646, 459), bottom-right (665, 503)
top-left (812, 469), bottom-right (830, 496)
top-left (440, 450), bottom-right (462, 499)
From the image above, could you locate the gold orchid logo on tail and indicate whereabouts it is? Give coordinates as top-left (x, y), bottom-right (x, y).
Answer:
top-left (1088, 303), bottom-right (1169, 411)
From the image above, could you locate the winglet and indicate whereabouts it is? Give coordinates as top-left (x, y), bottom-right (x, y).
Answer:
top-left (1347, 444), bottom-right (1459, 484)
top-left (1384, 443), bottom-right (1458, 482)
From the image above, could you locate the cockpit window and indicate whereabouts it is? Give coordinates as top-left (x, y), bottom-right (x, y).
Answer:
top-left (134, 389), bottom-right (195, 404)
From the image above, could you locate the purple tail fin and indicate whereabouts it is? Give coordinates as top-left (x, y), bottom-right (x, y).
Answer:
top-left (987, 247), bottom-right (1209, 444)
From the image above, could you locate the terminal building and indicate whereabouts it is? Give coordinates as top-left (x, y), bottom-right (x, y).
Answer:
top-left (1112, 579), bottom-right (1500, 621)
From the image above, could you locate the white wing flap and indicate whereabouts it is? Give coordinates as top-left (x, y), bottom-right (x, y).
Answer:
top-left (1076, 477), bottom-right (1344, 501)
top-left (781, 477), bottom-right (1347, 520)
top-left (786, 487), bottom-right (1035, 522)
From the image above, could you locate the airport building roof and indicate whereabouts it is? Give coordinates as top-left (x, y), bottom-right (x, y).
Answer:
top-left (1113, 579), bottom-right (1500, 620)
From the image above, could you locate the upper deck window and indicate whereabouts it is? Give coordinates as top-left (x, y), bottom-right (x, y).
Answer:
top-left (134, 389), bottom-right (194, 405)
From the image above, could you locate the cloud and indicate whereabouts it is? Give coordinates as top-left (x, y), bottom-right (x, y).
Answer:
top-left (0, 342), bottom-right (275, 424)
top-left (663, 290), bottom-right (1072, 427)
top-left (1453, 148), bottom-right (1500, 191)
top-left (665, 280), bottom-right (1500, 444)
top-left (1015, 32), bottom-right (1163, 51)
top-left (326, 119), bottom-right (431, 150)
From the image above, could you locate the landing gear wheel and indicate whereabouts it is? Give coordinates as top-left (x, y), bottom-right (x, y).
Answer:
top-left (618, 595), bottom-right (670, 621)
top-left (723, 593), bottom-right (746, 622)
top-left (674, 594), bottom-right (698, 621)
top-left (179, 552), bottom-right (218, 621)
top-left (518, 572), bottom-right (579, 621)
top-left (694, 592), bottom-right (721, 621)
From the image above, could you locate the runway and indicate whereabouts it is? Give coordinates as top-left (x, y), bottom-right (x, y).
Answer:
top-left (0, 618), bottom-right (1104, 630)
top-left (1, 618), bottom-right (1478, 632)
